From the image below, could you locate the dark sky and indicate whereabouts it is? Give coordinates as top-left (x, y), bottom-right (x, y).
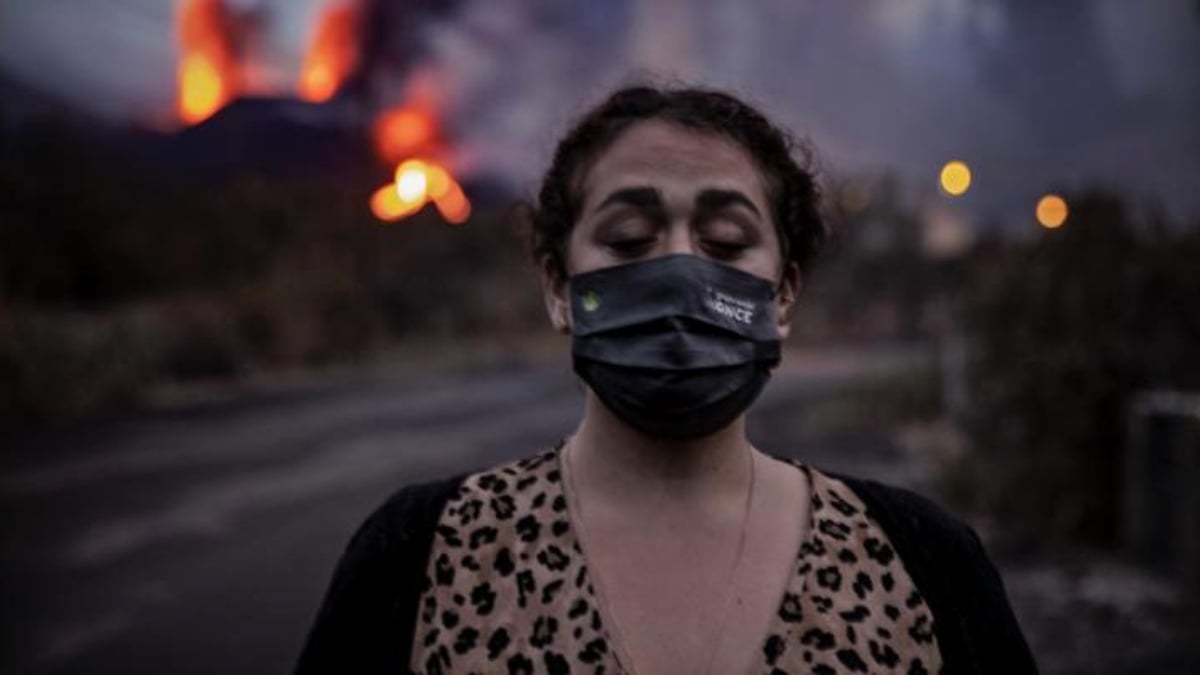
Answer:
top-left (2, 0), bottom-right (1198, 231)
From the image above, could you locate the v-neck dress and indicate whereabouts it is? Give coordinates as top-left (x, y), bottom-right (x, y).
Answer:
top-left (408, 449), bottom-right (942, 674)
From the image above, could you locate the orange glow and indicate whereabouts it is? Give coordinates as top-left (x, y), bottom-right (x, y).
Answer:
top-left (298, 1), bottom-right (360, 103)
top-left (368, 96), bottom-right (467, 226)
top-left (423, 163), bottom-right (451, 199)
top-left (433, 179), bottom-right (471, 224)
top-left (370, 184), bottom-right (425, 222)
top-left (178, 54), bottom-right (227, 123)
top-left (370, 159), bottom-right (470, 224)
top-left (373, 107), bottom-right (438, 163)
top-left (394, 160), bottom-right (429, 202)
top-left (411, 160), bottom-right (470, 224)
top-left (177, 0), bottom-right (240, 124)
top-left (1036, 194), bottom-right (1068, 229)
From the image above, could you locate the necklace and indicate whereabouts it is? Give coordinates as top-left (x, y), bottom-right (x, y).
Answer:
top-left (560, 440), bottom-right (757, 675)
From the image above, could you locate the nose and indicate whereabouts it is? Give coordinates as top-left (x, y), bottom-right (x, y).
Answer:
top-left (662, 220), bottom-right (698, 257)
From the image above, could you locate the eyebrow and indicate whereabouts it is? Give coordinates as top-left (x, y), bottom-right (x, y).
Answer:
top-left (594, 186), bottom-right (763, 218)
top-left (695, 188), bottom-right (763, 218)
top-left (595, 186), bottom-right (663, 212)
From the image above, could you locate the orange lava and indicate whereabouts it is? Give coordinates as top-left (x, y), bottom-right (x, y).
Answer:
top-left (373, 106), bottom-right (439, 164)
top-left (371, 159), bottom-right (471, 225)
top-left (432, 177), bottom-right (471, 225)
top-left (298, 1), bottom-right (360, 103)
top-left (368, 87), bottom-right (468, 225)
top-left (177, 0), bottom-right (240, 124)
top-left (370, 183), bottom-right (424, 222)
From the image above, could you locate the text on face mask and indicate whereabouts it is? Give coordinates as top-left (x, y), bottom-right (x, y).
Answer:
top-left (707, 290), bottom-right (755, 324)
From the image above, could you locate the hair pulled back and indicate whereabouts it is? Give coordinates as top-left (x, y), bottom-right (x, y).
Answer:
top-left (528, 85), bottom-right (827, 280)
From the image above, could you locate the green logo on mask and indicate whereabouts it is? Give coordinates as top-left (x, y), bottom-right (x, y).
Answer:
top-left (581, 290), bottom-right (601, 312)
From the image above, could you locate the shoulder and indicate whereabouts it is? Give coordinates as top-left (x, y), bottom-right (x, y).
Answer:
top-left (824, 471), bottom-right (998, 599)
top-left (345, 472), bottom-right (469, 557)
top-left (355, 449), bottom-right (561, 551)
top-left (773, 456), bottom-right (980, 559)
top-left (830, 472), bottom-right (982, 554)
top-left (295, 453), bottom-right (558, 674)
top-left (821, 470), bottom-right (1039, 674)
top-left (296, 473), bottom-right (467, 674)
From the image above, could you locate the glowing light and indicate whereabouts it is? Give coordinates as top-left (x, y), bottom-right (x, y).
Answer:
top-left (178, 54), bottom-right (228, 124)
top-left (177, 0), bottom-right (239, 125)
top-left (298, 1), bottom-right (360, 103)
top-left (939, 160), bottom-right (972, 197)
top-left (1036, 194), bottom-right (1068, 229)
top-left (373, 107), bottom-right (437, 162)
top-left (369, 159), bottom-right (471, 225)
top-left (424, 163), bottom-right (451, 199)
top-left (300, 64), bottom-right (336, 103)
top-left (432, 178), bottom-right (471, 225)
top-left (370, 184), bottom-right (424, 222)
top-left (395, 160), bottom-right (429, 203)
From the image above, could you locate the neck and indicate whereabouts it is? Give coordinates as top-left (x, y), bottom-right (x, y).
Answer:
top-left (566, 389), bottom-right (754, 506)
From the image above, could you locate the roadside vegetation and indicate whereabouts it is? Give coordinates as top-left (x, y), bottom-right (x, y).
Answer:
top-left (6, 114), bottom-right (1200, 563)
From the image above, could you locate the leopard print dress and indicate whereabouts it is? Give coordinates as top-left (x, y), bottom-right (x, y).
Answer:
top-left (409, 449), bottom-right (942, 674)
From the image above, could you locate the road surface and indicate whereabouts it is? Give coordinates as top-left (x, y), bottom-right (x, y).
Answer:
top-left (0, 351), bottom-right (922, 674)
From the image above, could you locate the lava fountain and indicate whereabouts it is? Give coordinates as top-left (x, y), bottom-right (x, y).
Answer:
top-left (298, 1), bottom-right (362, 103)
top-left (176, 0), bottom-right (241, 125)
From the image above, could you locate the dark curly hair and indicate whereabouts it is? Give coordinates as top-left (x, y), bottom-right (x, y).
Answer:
top-left (528, 85), bottom-right (827, 281)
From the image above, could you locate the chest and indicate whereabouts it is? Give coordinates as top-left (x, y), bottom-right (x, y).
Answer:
top-left (576, 477), bottom-right (806, 675)
top-left (408, 453), bottom-right (943, 675)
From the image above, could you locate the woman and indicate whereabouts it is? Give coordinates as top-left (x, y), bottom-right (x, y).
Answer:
top-left (297, 86), bottom-right (1037, 674)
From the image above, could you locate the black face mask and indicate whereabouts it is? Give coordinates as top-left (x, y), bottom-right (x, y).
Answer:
top-left (569, 254), bottom-right (782, 439)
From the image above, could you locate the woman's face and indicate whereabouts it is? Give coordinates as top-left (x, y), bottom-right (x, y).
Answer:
top-left (544, 119), bottom-right (800, 336)
top-left (567, 120), bottom-right (784, 280)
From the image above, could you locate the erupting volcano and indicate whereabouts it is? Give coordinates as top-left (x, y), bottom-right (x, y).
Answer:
top-left (366, 88), bottom-right (470, 225)
top-left (299, 1), bottom-right (361, 103)
top-left (176, 0), bottom-right (241, 125)
top-left (173, 0), bottom-right (471, 225)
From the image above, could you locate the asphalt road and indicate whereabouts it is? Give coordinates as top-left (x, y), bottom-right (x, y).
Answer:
top-left (0, 353), bottom-right (917, 675)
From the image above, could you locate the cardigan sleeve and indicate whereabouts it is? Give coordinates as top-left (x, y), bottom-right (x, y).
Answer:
top-left (838, 475), bottom-right (1039, 674)
top-left (295, 476), bottom-right (463, 675)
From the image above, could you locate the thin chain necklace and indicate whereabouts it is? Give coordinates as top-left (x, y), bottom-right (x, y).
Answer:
top-left (560, 440), bottom-right (757, 675)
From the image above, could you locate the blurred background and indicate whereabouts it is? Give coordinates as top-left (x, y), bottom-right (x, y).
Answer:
top-left (1, 0), bottom-right (1199, 673)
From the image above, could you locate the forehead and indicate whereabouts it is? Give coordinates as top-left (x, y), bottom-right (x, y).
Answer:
top-left (577, 120), bottom-right (769, 209)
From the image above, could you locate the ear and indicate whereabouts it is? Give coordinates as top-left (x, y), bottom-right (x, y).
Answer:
top-left (540, 255), bottom-right (572, 334)
top-left (775, 261), bottom-right (802, 340)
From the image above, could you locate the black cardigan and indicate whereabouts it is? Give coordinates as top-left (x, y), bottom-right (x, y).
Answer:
top-left (296, 469), bottom-right (1038, 674)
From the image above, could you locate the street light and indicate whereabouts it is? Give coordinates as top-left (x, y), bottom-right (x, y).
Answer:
top-left (939, 161), bottom-right (972, 197)
top-left (1036, 194), bottom-right (1068, 229)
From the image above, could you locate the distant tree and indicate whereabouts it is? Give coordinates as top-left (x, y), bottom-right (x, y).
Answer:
top-left (0, 113), bottom-right (544, 421)
top-left (804, 173), bottom-right (937, 341)
top-left (959, 190), bottom-right (1200, 546)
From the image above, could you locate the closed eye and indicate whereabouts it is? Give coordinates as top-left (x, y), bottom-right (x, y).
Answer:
top-left (702, 239), bottom-right (749, 259)
top-left (607, 237), bottom-right (655, 255)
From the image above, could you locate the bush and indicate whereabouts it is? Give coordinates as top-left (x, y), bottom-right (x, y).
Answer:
top-left (0, 307), bottom-right (166, 422)
top-left (0, 114), bottom-right (546, 421)
top-left (956, 191), bottom-right (1200, 546)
